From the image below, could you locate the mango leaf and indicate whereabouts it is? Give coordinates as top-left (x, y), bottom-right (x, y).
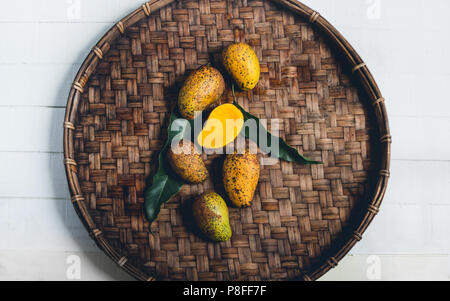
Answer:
top-left (232, 86), bottom-right (321, 165)
top-left (143, 110), bottom-right (191, 226)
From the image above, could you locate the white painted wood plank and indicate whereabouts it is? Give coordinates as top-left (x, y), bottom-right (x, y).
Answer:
top-left (388, 160), bottom-right (450, 206)
top-left (0, 0), bottom-right (120, 23)
top-left (0, 63), bottom-right (79, 107)
top-left (0, 107), bottom-right (64, 152)
top-left (0, 250), bottom-right (133, 281)
top-left (0, 23), bottom-right (109, 65)
top-left (337, 26), bottom-right (450, 118)
top-left (0, 197), bottom-right (97, 252)
top-left (351, 203), bottom-right (450, 255)
top-left (36, 0), bottom-right (121, 23)
top-left (0, 1), bottom-right (42, 22)
top-left (0, 0), bottom-right (160, 24)
top-left (36, 22), bottom-right (110, 64)
top-left (1, 251), bottom-right (448, 281)
top-left (0, 152), bottom-right (69, 199)
top-left (301, 0), bottom-right (450, 31)
top-left (351, 204), bottom-right (430, 254)
top-left (430, 205), bottom-right (450, 252)
top-left (319, 254), bottom-right (450, 281)
top-left (0, 23), bottom-right (38, 64)
top-left (383, 72), bottom-right (450, 118)
top-left (390, 116), bottom-right (450, 161)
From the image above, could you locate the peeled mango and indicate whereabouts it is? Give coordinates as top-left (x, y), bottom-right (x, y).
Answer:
top-left (223, 150), bottom-right (260, 208)
top-left (222, 42), bottom-right (260, 91)
top-left (192, 191), bottom-right (232, 242)
top-left (197, 103), bottom-right (244, 149)
top-left (167, 139), bottom-right (208, 183)
top-left (178, 65), bottom-right (225, 120)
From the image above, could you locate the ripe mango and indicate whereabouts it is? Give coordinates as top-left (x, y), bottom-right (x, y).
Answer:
top-left (222, 42), bottom-right (260, 90)
top-left (192, 192), bottom-right (232, 242)
top-left (167, 140), bottom-right (208, 183)
top-left (197, 103), bottom-right (244, 149)
top-left (178, 66), bottom-right (225, 120)
top-left (223, 150), bottom-right (260, 208)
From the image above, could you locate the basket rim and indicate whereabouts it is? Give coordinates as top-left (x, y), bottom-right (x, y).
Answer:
top-left (63, 0), bottom-right (391, 281)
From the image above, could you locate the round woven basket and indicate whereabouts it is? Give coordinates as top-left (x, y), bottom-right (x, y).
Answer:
top-left (63, 0), bottom-right (391, 281)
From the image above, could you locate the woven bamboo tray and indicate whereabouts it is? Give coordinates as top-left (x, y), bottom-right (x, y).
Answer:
top-left (63, 0), bottom-right (391, 281)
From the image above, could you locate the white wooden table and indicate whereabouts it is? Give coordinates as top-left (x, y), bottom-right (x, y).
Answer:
top-left (0, 0), bottom-right (449, 281)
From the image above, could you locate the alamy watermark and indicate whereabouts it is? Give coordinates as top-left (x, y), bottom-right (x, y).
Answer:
top-left (66, 0), bottom-right (81, 20)
top-left (170, 112), bottom-right (281, 166)
top-left (66, 254), bottom-right (81, 280)
top-left (367, 0), bottom-right (381, 20)
top-left (366, 255), bottom-right (381, 280)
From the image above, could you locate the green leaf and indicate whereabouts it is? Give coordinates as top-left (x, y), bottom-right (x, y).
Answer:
top-left (143, 110), bottom-right (191, 226)
top-left (232, 86), bottom-right (321, 165)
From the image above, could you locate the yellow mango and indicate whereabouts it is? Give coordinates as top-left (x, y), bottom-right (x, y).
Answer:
top-left (222, 42), bottom-right (260, 90)
top-left (167, 140), bottom-right (208, 183)
top-left (197, 103), bottom-right (244, 149)
top-left (178, 66), bottom-right (225, 120)
top-left (223, 150), bottom-right (260, 208)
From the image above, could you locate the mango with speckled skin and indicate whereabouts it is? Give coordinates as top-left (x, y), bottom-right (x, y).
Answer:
top-left (223, 150), bottom-right (260, 208)
top-left (222, 42), bottom-right (260, 91)
top-left (178, 66), bottom-right (225, 120)
top-left (192, 192), bottom-right (232, 242)
top-left (167, 140), bottom-right (208, 183)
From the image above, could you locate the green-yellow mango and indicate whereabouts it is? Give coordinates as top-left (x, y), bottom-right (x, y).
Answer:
top-left (167, 140), bottom-right (208, 183)
top-left (192, 192), bottom-right (232, 242)
top-left (222, 42), bottom-right (260, 91)
top-left (223, 150), bottom-right (260, 208)
top-left (178, 66), bottom-right (225, 120)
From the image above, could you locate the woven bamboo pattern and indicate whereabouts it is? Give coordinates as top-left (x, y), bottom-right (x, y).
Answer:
top-left (64, 0), bottom-right (391, 281)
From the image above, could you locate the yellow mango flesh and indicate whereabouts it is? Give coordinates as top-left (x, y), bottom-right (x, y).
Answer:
top-left (197, 104), bottom-right (244, 149)
top-left (222, 42), bottom-right (260, 91)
